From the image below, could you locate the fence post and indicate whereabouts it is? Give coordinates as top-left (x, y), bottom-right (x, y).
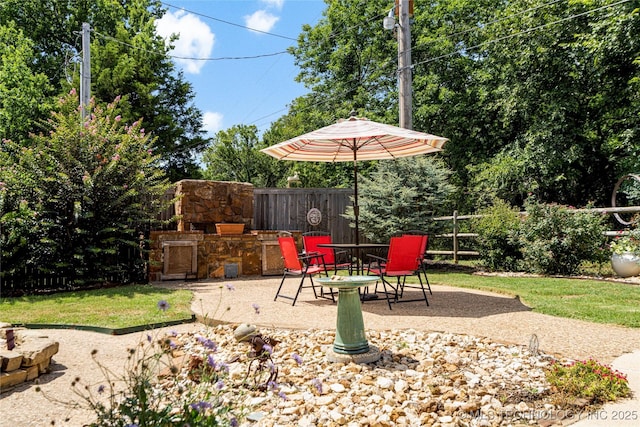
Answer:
top-left (453, 210), bottom-right (459, 264)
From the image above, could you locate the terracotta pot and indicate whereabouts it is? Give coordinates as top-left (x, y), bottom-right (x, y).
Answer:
top-left (215, 223), bottom-right (245, 235)
top-left (611, 252), bottom-right (640, 278)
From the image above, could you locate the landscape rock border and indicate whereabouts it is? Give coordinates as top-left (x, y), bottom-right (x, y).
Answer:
top-left (0, 324), bottom-right (60, 392)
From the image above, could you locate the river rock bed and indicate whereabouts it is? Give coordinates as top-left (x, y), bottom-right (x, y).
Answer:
top-left (154, 325), bottom-right (584, 427)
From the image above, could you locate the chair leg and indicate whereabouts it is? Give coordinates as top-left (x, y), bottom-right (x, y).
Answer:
top-left (319, 270), bottom-right (335, 302)
top-left (417, 274), bottom-right (429, 306)
top-left (274, 273), bottom-right (288, 302)
top-left (380, 277), bottom-right (394, 310)
top-left (421, 265), bottom-right (432, 295)
top-left (276, 272), bottom-right (318, 306)
top-left (394, 275), bottom-right (429, 307)
top-left (291, 275), bottom-right (308, 306)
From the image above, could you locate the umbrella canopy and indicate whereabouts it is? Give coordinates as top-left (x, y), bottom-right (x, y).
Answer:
top-left (260, 114), bottom-right (448, 244)
top-left (260, 115), bottom-right (447, 162)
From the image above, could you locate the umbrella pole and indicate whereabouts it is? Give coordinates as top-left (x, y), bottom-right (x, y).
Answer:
top-left (353, 145), bottom-right (359, 247)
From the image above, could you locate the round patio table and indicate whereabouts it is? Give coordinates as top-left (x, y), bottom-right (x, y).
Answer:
top-left (317, 242), bottom-right (389, 275)
top-left (316, 275), bottom-right (380, 357)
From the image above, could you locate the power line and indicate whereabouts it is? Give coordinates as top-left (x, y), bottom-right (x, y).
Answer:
top-left (161, 1), bottom-right (297, 41)
top-left (255, 0), bottom-right (631, 129)
top-left (92, 30), bottom-right (288, 61)
top-left (409, 0), bottom-right (632, 68)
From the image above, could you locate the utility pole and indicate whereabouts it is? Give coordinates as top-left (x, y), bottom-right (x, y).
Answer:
top-left (397, 0), bottom-right (412, 129)
top-left (80, 22), bottom-right (91, 122)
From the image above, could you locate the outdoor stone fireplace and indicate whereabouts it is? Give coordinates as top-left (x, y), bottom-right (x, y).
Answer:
top-left (149, 180), bottom-right (292, 281)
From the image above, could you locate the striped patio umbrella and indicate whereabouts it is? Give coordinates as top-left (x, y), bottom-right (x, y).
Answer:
top-left (260, 113), bottom-right (448, 244)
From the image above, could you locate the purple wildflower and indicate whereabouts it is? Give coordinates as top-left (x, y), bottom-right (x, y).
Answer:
top-left (262, 344), bottom-right (273, 355)
top-left (189, 401), bottom-right (212, 412)
top-left (146, 334), bottom-right (152, 343)
top-left (97, 385), bottom-right (105, 394)
top-left (207, 354), bottom-right (216, 369)
top-left (157, 300), bottom-right (170, 311)
top-left (292, 353), bottom-right (303, 365)
top-left (197, 336), bottom-right (218, 351)
top-left (278, 390), bottom-right (288, 400)
top-left (252, 303), bottom-right (260, 314)
top-left (215, 380), bottom-right (224, 390)
top-left (230, 417), bottom-right (238, 427)
top-left (312, 378), bottom-right (323, 394)
top-left (267, 380), bottom-right (278, 391)
top-left (225, 283), bottom-right (235, 291)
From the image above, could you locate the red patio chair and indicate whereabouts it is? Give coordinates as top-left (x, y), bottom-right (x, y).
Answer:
top-left (366, 235), bottom-right (429, 310)
top-left (302, 232), bottom-right (353, 275)
top-left (274, 234), bottom-right (329, 306)
top-left (403, 231), bottom-right (432, 295)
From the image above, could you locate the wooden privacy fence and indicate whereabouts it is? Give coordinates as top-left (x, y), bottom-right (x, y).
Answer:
top-left (253, 188), bottom-right (358, 243)
top-left (430, 206), bottom-right (640, 263)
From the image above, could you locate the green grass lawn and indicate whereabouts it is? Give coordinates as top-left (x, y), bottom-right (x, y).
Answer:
top-left (2, 269), bottom-right (639, 329)
top-left (0, 284), bottom-right (193, 329)
top-left (427, 271), bottom-right (640, 328)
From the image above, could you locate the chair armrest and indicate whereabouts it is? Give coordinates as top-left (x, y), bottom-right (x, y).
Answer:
top-left (366, 253), bottom-right (387, 263)
top-left (300, 252), bottom-right (325, 264)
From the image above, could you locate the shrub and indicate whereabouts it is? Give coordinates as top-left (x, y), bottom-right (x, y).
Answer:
top-left (546, 358), bottom-right (630, 405)
top-left (472, 199), bottom-right (524, 271)
top-left (350, 156), bottom-right (455, 242)
top-left (0, 90), bottom-right (173, 290)
top-left (520, 199), bottom-right (608, 275)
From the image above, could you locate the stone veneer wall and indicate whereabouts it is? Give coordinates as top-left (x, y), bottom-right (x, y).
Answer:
top-left (150, 180), bottom-right (302, 281)
top-left (175, 180), bottom-right (254, 233)
top-left (148, 230), bottom-right (298, 281)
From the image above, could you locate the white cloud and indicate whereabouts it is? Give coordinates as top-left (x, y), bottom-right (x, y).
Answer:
top-left (156, 10), bottom-right (214, 74)
top-left (261, 0), bottom-right (284, 9)
top-left (244, 10), bottom-right (280, 33)
top-left (203, 111), bottom-right (223, 135)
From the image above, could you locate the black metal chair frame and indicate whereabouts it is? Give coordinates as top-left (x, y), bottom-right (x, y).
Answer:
top-left (402, 230), bottom-right (432, 295)
top-left (366, 235), bottom-right (430, 310)
top-left (274, 232), bottom-right (332, 306)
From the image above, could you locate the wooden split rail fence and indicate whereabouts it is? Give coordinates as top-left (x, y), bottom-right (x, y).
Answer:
top-left (430, 206), bottom-right (640, 263)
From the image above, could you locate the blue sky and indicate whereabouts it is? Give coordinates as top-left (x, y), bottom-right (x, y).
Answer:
top-left (155, 0), bottom-right (327, 136)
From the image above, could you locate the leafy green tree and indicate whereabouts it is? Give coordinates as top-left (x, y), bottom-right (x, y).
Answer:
top-left (290, 0), bottom-right (398, 124)
top-left (0, 23), bottom-right (52, 144)
top-left (284, 0), bottom-right (640, 211)
top-left (0, 90), bottom-right (172, 288)
top-left (202, 124), bottom-right (282, 187)
top-left (0, 0), bottom-right (208, 181)
top-left (350, 156), bottom-right (455, 242)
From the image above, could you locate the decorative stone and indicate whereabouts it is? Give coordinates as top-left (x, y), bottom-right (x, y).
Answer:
top-left (233, 323), bottom-right (258, 342)
top-left (0, 350), bottom-right (23, 372)
top-left (0, 369), bottom-right (28, 388)
top-left (0, 326), bottom-right (59, 392)
top-left (19, 340), bottom-right (59, 367)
